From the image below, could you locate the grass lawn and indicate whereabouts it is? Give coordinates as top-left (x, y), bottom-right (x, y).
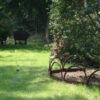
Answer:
top-left (0, 39), bottom-right (100, 100)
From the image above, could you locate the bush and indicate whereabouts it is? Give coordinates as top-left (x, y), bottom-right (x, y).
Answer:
top-left (49, 0), bottom-right (100, 67)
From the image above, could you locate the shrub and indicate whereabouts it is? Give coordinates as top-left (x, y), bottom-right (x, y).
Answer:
top-left (49, 0), bottom-right (100, 67)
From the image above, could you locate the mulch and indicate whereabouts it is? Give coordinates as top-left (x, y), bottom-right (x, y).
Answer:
top-left (51, 68), bottom-right (100, 85)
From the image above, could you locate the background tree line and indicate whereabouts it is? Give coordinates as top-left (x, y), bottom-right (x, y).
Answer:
top-left (0, 0), bottom-right (51, 35)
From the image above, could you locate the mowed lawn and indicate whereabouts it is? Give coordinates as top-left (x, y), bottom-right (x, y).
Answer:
top-left (0, 43), bottom-right (100, 100)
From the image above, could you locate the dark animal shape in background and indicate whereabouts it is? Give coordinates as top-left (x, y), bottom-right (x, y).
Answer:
top-left (0, 34), bottom-right (7, 45)
top-left (13, 30), bottom-right (29, 45)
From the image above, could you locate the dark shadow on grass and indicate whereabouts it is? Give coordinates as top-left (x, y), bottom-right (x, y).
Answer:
top-left (86, 85), bottom-right (100, 92)
top-left (0, 94), bottom-right (88, 100)
top-left (0, 65), bottom-right (99, 100)
top-left (0, 95), bottom-right (28, 100)
top-left (0, 65), bottom-right (51, 92)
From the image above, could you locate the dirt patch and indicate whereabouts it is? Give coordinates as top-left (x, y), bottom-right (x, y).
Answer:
top-left (51, 69), bottom-right (100, 85)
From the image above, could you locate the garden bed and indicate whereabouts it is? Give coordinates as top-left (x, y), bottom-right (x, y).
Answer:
top-left (50, 68), bottom-right (100, 85)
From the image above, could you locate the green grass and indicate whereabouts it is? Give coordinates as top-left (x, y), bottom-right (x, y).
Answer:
top-left (0, 39), bottom-right (100, 100)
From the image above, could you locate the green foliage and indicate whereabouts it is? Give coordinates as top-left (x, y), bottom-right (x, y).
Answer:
top-left (0, 11), bottom-right (12, 38)
top-left (0, 0), bottom-right (50, 35)
top-left (0, 0), bottom-right (51, 33)
top-left (49, 0), bottom-right (100, 67)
